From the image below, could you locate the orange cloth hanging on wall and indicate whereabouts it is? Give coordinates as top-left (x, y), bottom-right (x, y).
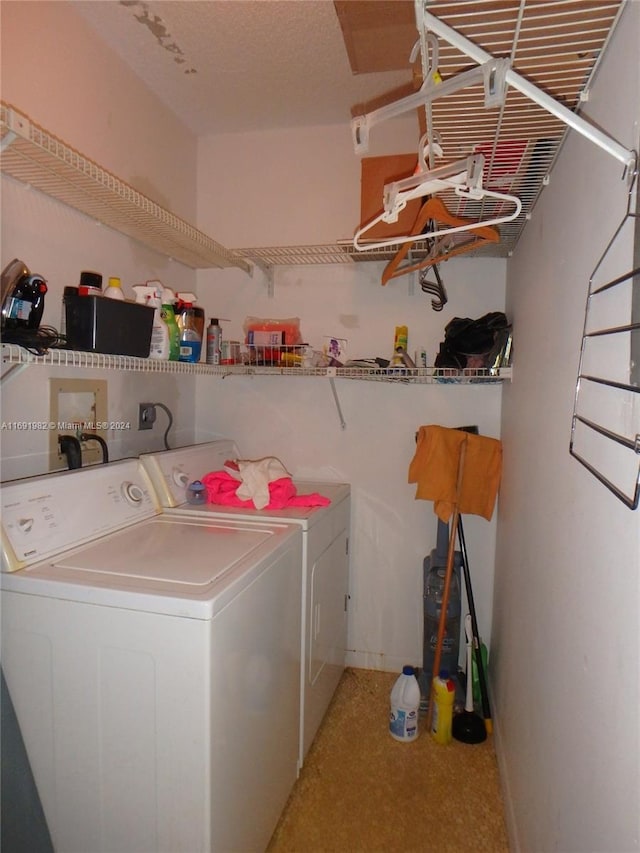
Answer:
top-left (408, 425), bottom-right (502, 522)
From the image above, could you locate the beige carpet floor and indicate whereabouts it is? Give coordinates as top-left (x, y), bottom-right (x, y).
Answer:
top-left (268, 668), bottom-right (509, 853)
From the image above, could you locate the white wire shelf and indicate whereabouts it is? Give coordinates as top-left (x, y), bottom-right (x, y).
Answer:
top-left (1, 344), bottom-right (511, 383)
top-left (235, 237), bottom-right (509, 267)
top-left (0, 102), bottom-right (251, 273)
top-left (1, 345), bottom-right (219, 375)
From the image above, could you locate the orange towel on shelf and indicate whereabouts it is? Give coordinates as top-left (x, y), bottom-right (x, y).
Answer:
top-left (408, 425), bottom-right (502, 522)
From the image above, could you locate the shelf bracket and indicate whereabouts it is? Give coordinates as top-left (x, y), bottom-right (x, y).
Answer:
top-left (0, 362), bottom-right (29, 387)
top-left (250, 258), bottom-right (275, 297)
top-left (0, 129), bottom-right (17, 152)
top-left (328, 371), bottom-right (347, 429)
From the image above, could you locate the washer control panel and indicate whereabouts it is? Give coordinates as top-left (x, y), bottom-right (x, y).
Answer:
top-left (1, 460), bottom-right (157, 569)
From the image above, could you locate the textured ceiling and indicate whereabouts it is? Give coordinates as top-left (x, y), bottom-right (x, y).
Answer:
top-left (73, 0), bottom-right (413, 135)
top-left (71, 0), bottom-right (626, 264)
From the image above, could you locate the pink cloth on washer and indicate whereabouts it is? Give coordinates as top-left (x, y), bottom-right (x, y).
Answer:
top-left (202, 470), bottom-right (331, 509)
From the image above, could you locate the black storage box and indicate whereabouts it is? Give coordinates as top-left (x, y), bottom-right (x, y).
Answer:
top-left (64, 291), bottom-right (154, 357)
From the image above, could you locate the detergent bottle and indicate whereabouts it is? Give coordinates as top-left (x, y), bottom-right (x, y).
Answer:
top-left (177, 303), bottom-right (202, 362)
top-left (104, 276), bottom-right (125, 300)
top-left (176, 292), bottom-right (205, 344)
top-left (133, 283), bottom-right (170, 359)
top-left (431, 670), bottom-right (456, 745)
top-left (159, 285), bottom-right (180, 361)
top-left (174, 292), bottom-right (203, 363)
top-left (389, 665), bottom-right (421, 742)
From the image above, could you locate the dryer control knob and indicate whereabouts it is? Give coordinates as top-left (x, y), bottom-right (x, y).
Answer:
top-left (121, 482), bottom-right (144, 505)
top-left (172, 468), bottom-right (190, 488)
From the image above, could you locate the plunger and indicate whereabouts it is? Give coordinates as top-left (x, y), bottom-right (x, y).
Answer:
top-left (453, 614), bottom-right (487, 744)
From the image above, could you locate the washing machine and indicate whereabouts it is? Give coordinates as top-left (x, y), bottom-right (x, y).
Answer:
top-left (140, 440), bottom-right (350, 767)
top-left (0, 458), bottom-right (302, 853)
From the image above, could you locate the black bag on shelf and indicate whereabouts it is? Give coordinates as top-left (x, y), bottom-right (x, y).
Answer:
top-left (434, 312), bottom-right (512, 370)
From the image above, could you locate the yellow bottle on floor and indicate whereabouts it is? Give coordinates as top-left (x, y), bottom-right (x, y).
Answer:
top-left (431, 671), bottom-right (455, 745)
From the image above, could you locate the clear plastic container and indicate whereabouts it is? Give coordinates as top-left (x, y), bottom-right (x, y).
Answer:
top-left (186, 480), bottom-right (207, 505)
top-left (389, 665), bottom-right (421, 742)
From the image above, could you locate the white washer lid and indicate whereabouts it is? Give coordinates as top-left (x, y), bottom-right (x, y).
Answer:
top-left (56, 516), bottom-right (273, 585)
top-left (2, 515), bottom-right (300, 619)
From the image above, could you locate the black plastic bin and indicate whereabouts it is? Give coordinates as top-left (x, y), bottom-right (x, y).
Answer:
top-left (64, 292), bottom-right (154, 357)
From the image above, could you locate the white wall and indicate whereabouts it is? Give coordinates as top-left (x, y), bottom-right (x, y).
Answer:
top-left (1, 1), bottom-right (197, 220)
top-left (493, 3), bottom-right (640, 851)
top-left (1, 1), bottom-right (201, 477)
top-left (194, 118), bottom-right (508, 672)
top-left (195, 117), bottom-right (419, 247)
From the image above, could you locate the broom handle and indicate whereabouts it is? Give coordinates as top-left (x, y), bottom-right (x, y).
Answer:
top-left (427, 438), bottom-right (466, 730)
top-left (457, 515), bottom-right (493, 734)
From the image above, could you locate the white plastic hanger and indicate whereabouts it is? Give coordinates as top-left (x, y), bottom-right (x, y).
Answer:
top-left (353, 157), bottom-right (522, 252)
top-left (383, 153), bottom-right (484, 222)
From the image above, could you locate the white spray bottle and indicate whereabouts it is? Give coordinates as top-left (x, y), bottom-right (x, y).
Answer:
top-left (133, 284), bottom-right (170, 359)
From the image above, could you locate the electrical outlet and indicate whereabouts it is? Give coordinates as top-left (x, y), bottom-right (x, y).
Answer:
top-left (138, 403), bottom-right (157, 430)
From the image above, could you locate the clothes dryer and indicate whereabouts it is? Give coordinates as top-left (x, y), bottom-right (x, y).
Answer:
top-left (140, 440), bottom-right (350, 766)
top-left (1, 459), bottom-right (302, 853)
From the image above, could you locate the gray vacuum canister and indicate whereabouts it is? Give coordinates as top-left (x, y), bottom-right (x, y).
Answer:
top-left (420, 519), bottom-right (462, 704)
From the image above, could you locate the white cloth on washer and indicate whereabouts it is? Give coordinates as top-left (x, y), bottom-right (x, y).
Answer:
top-left (233, 457), bottom-right (291, 509)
